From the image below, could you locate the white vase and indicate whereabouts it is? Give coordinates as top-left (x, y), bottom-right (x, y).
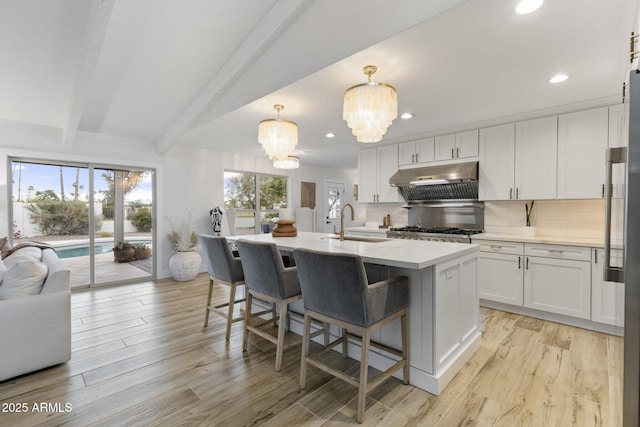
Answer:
top-left (522, 226), bottom-right (538, 237)
top-left (169, 250), bottom-right (201, 281)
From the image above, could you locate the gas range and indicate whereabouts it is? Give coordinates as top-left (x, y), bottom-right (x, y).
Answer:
top-left (386, 226), bottom-right (483, 243)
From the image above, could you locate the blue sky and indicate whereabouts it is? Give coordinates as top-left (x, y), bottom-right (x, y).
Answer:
top-left (11, 162), bottom-right (153, 204)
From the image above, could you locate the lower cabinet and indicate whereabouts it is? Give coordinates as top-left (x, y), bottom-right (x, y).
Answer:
top-left (475, 240), bottom-right (610, 326)
top-left (523, 251), bottom-right (591, 319)
top-left (591, 248), bottom-right (625, 327)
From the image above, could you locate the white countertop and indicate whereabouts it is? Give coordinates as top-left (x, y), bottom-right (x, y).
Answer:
top-left (472, 232), bottom-right (606, 248)
top-left (227, 231), bottom-right (479, 270)
top-left (345, 226), bottom-right (390, 235)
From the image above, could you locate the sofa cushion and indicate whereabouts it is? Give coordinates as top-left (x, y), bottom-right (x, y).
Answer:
top-left (0, 258), bottom-right (6, 283)
top-left (0, 260), bottom-right (48, 299)
top-left (3, 247), bottom-right (42, 268)
top-left (0, 236), bottom-right (10, 258)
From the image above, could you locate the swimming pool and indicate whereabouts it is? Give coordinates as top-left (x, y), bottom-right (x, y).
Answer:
top-left (56, 241), bottom-right (150, 259)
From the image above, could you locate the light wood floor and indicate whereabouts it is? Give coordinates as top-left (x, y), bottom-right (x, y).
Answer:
top-left (0, 274), bottom-right (623, 426)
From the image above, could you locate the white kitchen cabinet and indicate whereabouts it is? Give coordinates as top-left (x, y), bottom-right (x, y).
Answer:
top-left (523, 244), bottom-right (591, 319)
top-left (476, 240), bottom-right (524, 306)
top-left (399, 138), bottom-right (435, 166)
top-left (435, 130), bottom-right (478, 161)
top-left (557, 107), bottom-right (609, 199)
top-left (358, 145), bottom-right (402, 203)
top-left (515, 116), bottom-right (558, 200)
top-left (479, 124), bottom-right (515, 200)
top-left (592, 248), bottom-right (625, 327)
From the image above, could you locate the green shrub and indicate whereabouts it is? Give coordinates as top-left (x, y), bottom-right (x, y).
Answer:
top-left (26, 201), bottom-right (102, 235)
top-left (131, 208), bottom-right (152, 232)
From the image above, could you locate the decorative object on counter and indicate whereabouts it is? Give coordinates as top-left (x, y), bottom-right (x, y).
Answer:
top-left (523, 200), bottom-right (537, 236)
top-left (272, 219), bottom-right (297, 237)
top-left (113, 240), bottom-right (135, 263)
top-left (343, 65), bottom-right (397, 143)
top-left (258, 104), bottom-right (298, 161)
top-left (167, 210), bottom-right (201, 281)
top-left (353, 184), bottom-right (358, 201)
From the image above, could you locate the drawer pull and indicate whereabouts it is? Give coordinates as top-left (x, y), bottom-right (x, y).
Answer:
top-left (548, 250), bottom-right (564, 254)
top-left (518, 256), bottom-right (521, 269)
top-left (490, 245), bottom-right (503, 249)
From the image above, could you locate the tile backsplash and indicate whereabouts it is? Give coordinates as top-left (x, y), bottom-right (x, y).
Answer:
top-left (362, 203), bottom-right (408, 228)
top-left (484, 199), bottom-right (605, 239)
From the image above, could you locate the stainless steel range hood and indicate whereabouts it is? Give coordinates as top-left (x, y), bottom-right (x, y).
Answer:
top-left (389, 161), bottom-right (479, 204)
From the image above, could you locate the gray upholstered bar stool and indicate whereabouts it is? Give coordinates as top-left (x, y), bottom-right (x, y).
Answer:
top-left (198, 235), bottom-right (247, 342)
top-left (294, 248), bottom-right (410, 424)
top-left (236, 239), bottom-right (303, 371)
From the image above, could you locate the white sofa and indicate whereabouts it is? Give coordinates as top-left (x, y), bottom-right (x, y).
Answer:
top-left (0, 247), bottom-right (71, 382)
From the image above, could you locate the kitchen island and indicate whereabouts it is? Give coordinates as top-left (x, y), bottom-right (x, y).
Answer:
top-left (227, 231), bottom-right (481, 395)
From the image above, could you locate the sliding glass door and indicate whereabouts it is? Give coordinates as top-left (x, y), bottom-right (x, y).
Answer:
top-left (10, 158), bottom-right (155, 288)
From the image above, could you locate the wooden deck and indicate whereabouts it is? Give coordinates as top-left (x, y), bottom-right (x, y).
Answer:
top-left (0, 274), bottom-right (623, 426)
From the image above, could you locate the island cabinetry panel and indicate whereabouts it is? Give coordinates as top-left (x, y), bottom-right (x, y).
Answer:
top-left (557, 106), bottom-right (609, 199)
top-left (359, 145), bottom-right (402, 203)
top-left (399, 138), bottom-right (435, 166)
top-left (477, 240), bottom-right (524, 305)
top-left (523, 244), bottom-right (591, 319)
top-left (434, 254), bottom-right (478, 375)
top-left (592, 248), bottom-right (625, 327)
top-left (435, 130), bottom-right (478, 161)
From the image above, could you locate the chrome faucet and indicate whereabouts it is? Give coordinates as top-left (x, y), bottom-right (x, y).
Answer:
top-left (334, 203), bottom-right (355, 241)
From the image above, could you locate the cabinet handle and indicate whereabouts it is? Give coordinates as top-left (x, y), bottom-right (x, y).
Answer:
top-left (518, 256), bottom-right (521, 269)
top-left (490, 245), bottom-right (503, 249)
top-left (526, 257), bottom-right (529, 270)
top-left (548, 250), bottom-right (564, 255)
top-left (516, 188), bottom-right (519, 199)
top-left (416, 153), bottom-right (419, 162)
top-left (456, 147), bottom-right (459, 158)
top-left (602, 184), bottom-right (605, 198)
top-left (509, 188), bottom-right (513, 200)
top-left (594, 249), bottom-right (598, 264)
top-left (412, 154), bottom-right (415, 163)
top-left (451, 148), bottom-right (454, 158)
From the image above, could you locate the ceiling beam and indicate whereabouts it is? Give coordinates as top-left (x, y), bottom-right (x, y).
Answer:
top-left (157, 0), bottom-right (314, 155)
top-left (62, 0), bottom-right (114, 145)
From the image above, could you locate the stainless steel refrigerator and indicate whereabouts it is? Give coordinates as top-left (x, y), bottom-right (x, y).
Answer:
top-left (614, 70), bottom-right (640, 426)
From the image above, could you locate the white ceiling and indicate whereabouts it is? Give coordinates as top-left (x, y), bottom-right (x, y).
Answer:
top-left (0, 0), bottom-right (637, 169)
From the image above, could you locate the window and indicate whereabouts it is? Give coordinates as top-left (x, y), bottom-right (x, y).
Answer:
top-left (224, 171), bottom-right (288, 234)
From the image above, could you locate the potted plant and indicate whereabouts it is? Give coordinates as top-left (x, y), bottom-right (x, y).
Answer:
top-left (113, 241), bottom-right (135, 263)
top-left (523, 200), bottom-right (537, 236)
top-left (133, 243), bottom-right (151, 260)
top-left (167, 211), bottom-right (201, 281)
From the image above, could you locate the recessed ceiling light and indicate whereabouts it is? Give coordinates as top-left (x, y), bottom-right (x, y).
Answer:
top-left (325, 132), bottom-right (336, 138)
top-left (400, 113), bottom-right (414, 119)
top-left (516, 0), bottom-right (543, 14)
top-left (549, 74), bottom-right (569, 83)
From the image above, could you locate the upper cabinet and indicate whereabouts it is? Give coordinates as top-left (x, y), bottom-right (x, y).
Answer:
top-left (515, 116), bottom-right (558, 200)
top-left (479, 124), bottom-right (515, 201)
top-left (398, 137), bottom-right (435, 166)
top-left (359, 145), bottom-right (402, 203)
top-left (479, 117), bottom-right (557, 201)
top-left (435, 130), bottom-right (479, 161)
top-left (557, 107), bottom-right (609, 199)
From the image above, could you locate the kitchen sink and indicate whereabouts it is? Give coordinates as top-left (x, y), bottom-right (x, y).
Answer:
top-left (322, 235), bottom-right (388, 243)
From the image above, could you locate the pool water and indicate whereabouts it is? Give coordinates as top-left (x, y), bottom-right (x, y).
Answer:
top-left (56, 241), bottom-right (149, 259)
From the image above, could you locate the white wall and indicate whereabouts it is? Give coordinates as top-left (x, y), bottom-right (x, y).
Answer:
top-left (0, 119), bottom-right (359, 280)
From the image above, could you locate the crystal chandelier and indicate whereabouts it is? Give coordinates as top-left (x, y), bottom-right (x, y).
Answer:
top-left (273, 156), bottom-right (299, 169)
top-left (258, 104), bottom-right (298, 160)
top-left (343, 65), bottom-right (397, 143)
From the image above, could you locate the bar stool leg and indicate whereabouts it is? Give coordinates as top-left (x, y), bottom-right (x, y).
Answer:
top-left (224, 283), bottom-right (237, 342)
top-left (243, 292), bottom-right (252, 351)
top-left (299, 313), bottom-right (312, 389)
top-left (357, 329), bottom-right (371, 423)
top-left (203, 278), bottom-right (214, 328)
top-left (401, 311), bottom-right (410, 384)
top-left (275, 302), bottom-right (288, 371)
top-left (341, 327), bottom-right (348, 358)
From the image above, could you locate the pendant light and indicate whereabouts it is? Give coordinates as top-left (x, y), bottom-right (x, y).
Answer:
top-left (343, 65), bottom-right (398, 143)
top-left (258, 104), bottom-right (298, 160)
